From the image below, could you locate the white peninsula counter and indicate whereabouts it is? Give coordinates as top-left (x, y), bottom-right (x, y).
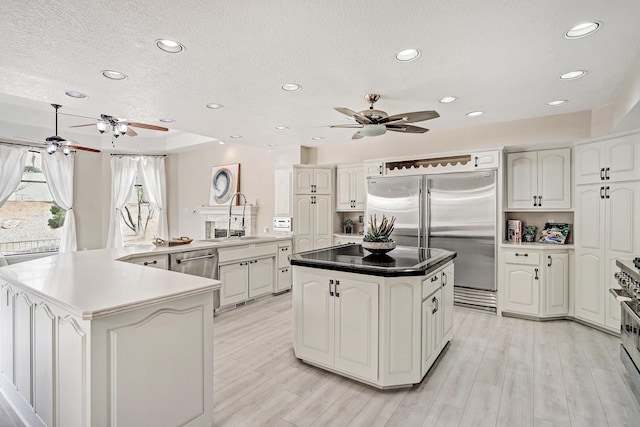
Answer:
top-left (0, 248), bottom-right (220, 427)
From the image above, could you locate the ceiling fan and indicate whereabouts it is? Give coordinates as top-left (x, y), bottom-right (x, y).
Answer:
top-left (331, 94), bottom-right (440, 139)
top-left (14, 104), bottom-right (100, 154)
top-left (69, 114), bottom-right (169, 138)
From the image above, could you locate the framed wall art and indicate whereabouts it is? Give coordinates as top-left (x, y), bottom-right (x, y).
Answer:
top-left (209, 163), bottom-right (240, 205)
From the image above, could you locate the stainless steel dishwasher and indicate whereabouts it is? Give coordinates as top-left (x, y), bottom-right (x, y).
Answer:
top-left (169, 248), bottom-right (220, 310)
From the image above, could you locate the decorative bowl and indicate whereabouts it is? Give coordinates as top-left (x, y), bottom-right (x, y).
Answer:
top-left (361, 241), bottom-right (396, 255)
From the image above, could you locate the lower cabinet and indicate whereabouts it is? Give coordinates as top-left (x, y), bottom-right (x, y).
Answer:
top-left (502, 248), bottom-right (569, 318)
top-left (219, 257), bottom-right (273, 307)
top-left (128, 254), bottom-right (168, 269)
top-left (294, 268), bottom-right (379, 382)
top-left (275, 241), bottom-right (292, 293)
top-left (293, 260), bottom-right (454, 388)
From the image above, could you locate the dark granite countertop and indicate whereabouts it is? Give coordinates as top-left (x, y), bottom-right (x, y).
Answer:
top-left (290, 244), bottom-right (456, 277)
top-left (617, 259), bottom-right (640, 283)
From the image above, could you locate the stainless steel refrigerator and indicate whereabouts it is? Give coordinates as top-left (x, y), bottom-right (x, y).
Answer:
top-left (366, 171), bottom-right (497, 310)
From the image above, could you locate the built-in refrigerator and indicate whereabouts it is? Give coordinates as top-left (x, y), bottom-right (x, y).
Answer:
top-left (366, 171), bottom-right (497, 310)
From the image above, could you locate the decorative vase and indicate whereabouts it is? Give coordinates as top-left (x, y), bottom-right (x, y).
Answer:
top-left (362, 241), bottom-right (396, 255)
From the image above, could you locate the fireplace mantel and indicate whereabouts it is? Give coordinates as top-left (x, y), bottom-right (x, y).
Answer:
top-left (198, 205), bottom-right (259, 239)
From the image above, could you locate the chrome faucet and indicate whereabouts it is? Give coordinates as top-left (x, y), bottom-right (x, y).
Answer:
top-left (227, 192), bottom-right (248, 238)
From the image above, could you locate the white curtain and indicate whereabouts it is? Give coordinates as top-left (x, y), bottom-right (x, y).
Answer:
top-left (41, 151), bottom-right (77, 252)
top-left (106, 156), bottom-right (138, 248)
top-left (138, 156), bottom-right (168, 241)
top-left (0, 145), bottom-right (29, 266)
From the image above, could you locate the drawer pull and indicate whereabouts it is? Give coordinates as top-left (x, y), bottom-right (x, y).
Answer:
top-left (143, 260), bottom-right (158, 266)
top-left (431, 275), bottom-right (439, 282)
top-left (534, 268), bottom-right (539, 280)
top-left (515, 253), bottom-right (529, 257)
top-left (547, 255), bottom-right (552, 267)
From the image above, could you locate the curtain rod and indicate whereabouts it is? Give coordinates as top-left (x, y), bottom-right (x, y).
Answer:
top-left (110, 153), bottom-right (166, 158)
top-left (0, 141), bottom-right (48, 154)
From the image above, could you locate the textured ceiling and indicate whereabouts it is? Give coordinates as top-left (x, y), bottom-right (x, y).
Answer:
top-left (1, 0), bottom-right (639, 153)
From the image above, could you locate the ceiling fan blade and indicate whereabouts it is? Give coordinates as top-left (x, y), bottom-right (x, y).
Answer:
top-left (381, 110), bottom-right (440, 124)
top-left (352, 132), bottom-right (364, 140)
top-left (330, 124), bottom-right (363, 129)
top-left (70, 145), bottom-right (101, 153)
top-left (386, 124), bottom-right (430, 133)
top-left (126, 122), bottom-right (169, 131)
top-left (68, 123), bottom-right (96, 128)
top-left (334, 107), bottom-right (372, 125)
top-left (126, 127), bottom-right (138, 137)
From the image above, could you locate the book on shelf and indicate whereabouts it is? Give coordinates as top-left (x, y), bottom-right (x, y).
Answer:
top-left (539, 223), bottom-right (570, 244)
top-left (507, 220), bottom-right (522, 242)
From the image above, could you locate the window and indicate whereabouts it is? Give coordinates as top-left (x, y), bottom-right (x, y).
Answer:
top-left (0, 152), bottom-right (61, 255)
top-left (119, 172), bottom-right (159, 246)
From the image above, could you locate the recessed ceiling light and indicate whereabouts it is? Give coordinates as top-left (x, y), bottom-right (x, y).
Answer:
top-left (159, 118), bottom-right (174, 123)
top-left (156, 39), bottom-right (185, 53)
top-left (101, 70), bottom-right (128, 80)
top-left (282, 83), bottom-right (302, 92)
top-left (395, 49), bottom-right (420, 62)
top-left (65, 91), bottom-right (87, 99)
top-left (439, 96), bottom-right (457, 104)
top-left (229, 135), bottom-right (242, 139)
top-left (547, 100), bottom-right (568, 106)
top-left (466, 111), bottom-right (484, 117)
top-left (565, 22), bottom-right (601, 39)
top-left (275, 126), bottom-right (289, 130)
top-left (206, 103), bottom-right (224, 109)
top-left (218, 141), bottom-right (225, 145)
top-left (312, 137), bottom-right (324, 140)
top-left (560, 70), bottom-right (587, 80)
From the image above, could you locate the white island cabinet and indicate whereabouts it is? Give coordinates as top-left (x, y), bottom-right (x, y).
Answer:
top-left (291, 245), bottom-right (455, 389)
top-left (0, 249), bottom-right (218, 427)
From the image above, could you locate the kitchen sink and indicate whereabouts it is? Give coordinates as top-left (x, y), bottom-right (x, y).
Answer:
top-left (203, 236), bottom-right (270, 242)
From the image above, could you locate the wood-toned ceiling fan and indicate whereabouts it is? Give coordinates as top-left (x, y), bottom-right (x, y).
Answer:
top-left (14, 104), bottom-right (100, 154)
top-left (68, 114), bottom-right (169, 137)
top-left (331, 94), bottom-right (440, 139)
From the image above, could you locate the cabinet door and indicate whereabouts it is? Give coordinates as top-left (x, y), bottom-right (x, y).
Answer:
top-left (313, 194), bottom-right (333, 249)
top-left (507, 152), bottom-right (538, 209)
top-left (313, 168), bottom-right (333, 194)
top-left (131, 254), bottom-right (168, 269)
top-left (276, 267), bottom-right (292, 292)
top-left (574, 185), bottom-right (605, 251)
top-left (277, 244), bottom-right (291, 269)
top-left (544, 253), bottom-right (569, 316)
top-left (274, 168), bottom-right (292, 216)
top-left (293, 195), bottom-right (313, 252)
top-left (574, 250), bottom-right (605, 324)
top-left (353, 166), bottom-right (366, 210)
top-left (607, 134), bottom-right (640, 182)
top-left (293, 168), bottom-right (313, 193)
top-left (364, 161), bottom-right (384, 177)
top-left (421, 289), bottom-right (442, 376)
top-left (441, 264), bottom-right (454, 338)
top-left (1, 284), bottom-right (14, 382)
top-left (294, 270), bottom-right (334, 366)
top-left (334, 277), bottom-right (379, 382)
top-left (538, 148), bottom-right (571, 209)
top-left (575, 142), bottom-right (605, 185)
top-left (471, 151), bottom-right (500, 169)
top-left (248, 258), bottom-right (273, 298)
top-left (336, 167), bottom-right (354, 210)
top-left (219, 262), bottom-right (249, 307)
top-left (503, 264), bottom-right (539, 315)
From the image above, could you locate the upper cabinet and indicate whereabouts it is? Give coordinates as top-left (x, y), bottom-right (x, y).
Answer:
top-left (336, 165), bottom-right (365, 211)
top-left (506, 148), bottom-right (571, 210)
top-left (293, 167), bottom-right (333, 194)
top-left (575, 133), bottom-right (640, 185)
top-left (364, 161), bottom-right (384, 177)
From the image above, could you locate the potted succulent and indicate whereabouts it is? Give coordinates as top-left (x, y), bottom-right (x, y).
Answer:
top-left (362, 214), bottom-right (396, 254)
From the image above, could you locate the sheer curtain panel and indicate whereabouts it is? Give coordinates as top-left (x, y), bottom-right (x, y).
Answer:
top-left (0, 145), bottom-right (28, 265)
top-left (41, 150), bottom-right (76, 252)
top-left (138, 156), bottom-right (168, 240)
top-left (106, 156), bottom-right (138, 248)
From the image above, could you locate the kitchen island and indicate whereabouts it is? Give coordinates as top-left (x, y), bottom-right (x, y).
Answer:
top-left (0, 248), bottom-right (221, 427)
top-left (290, 244), bottom-right (456, 388)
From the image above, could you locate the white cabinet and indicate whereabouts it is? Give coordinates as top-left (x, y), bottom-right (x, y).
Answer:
top-left (129, 254), bottom-right (168, 269)
top-left (575, 133), bottom-right (640, 185)
top-left (364, 161), bottom-right (384, 177)
top-left (471, 150), bottom-right (500, 169)
top-left (421, 289), bottom-right (442, 375)
top-left (336, 165), bottom-right (365, 211)
top-left (275, 241), bottom-right (292, 293)
top-left (441, 263), bottom-right (454, 337)
top-left (293, 194), bottom-right (333, 252)
top-left (294, 268), bottom-right (379, 382)
top-left (293, 166), bottom-right (333, 194)
top-left (274, 167), bottom-right (292, 216)
top-left (502, 249), bottom-right (569, 318)
top-left (574, 181), bottom-right (640, 330)
top-left (507, 148), bottom-right (571, 209)
top-left (219, 257), bottom-right (274, 307)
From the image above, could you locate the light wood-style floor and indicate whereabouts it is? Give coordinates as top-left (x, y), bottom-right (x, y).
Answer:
top-left (213, 292), bottom-right (640, 427)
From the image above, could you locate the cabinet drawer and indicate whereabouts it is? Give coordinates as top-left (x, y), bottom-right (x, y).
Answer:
top-left (219, 243), bottom-right (277, 263)
top-left (422, 273), bottom-right (441, 299)
top-left (504, 251), bottom-right (540, 265)
top-left (130, 254), bottom-right (168, 269)
top-left (277, 244), bottom-right (292, 269)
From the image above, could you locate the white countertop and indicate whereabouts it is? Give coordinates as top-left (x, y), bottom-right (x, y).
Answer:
top-left (0, 236), bottom-right (291, 320)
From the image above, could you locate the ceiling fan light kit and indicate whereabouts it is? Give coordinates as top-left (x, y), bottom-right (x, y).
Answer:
top-left (331, 93), bottom-right (439, 139)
